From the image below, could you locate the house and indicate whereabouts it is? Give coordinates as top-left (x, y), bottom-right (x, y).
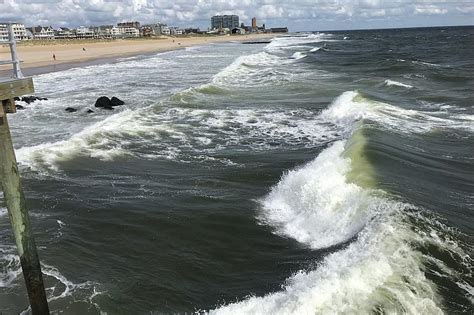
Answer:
top-left (55, 27), bottom-right (76, 39)
top-left (75, 26), bottom-right (95, 39)
top-left (0, 23), bottom-right (29, 42)
top-left (169, 27), bottom-right (183, 36)
top-left (141, 25), bottom-right (155, 37)
top-left (28, 26), bottom-right (55, 40)
top-left (160, 25), bottom-right (171, 36)
top-left (113, 22), bottom-right (141, 38)
top-left (91, 25), bottom-right (113, 39)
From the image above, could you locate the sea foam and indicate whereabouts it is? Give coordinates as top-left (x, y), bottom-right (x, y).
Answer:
top-left (384, 79), bottom-right (413, 89)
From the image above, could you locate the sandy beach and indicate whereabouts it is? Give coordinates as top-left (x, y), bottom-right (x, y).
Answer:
top-left (0, 34), bottom-right (273, 75)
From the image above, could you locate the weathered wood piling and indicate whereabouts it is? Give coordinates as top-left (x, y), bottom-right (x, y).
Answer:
top-left (0, 24), bottom-right (50, 314)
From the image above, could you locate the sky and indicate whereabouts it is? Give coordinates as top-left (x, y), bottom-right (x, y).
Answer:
top-left (0, 0), bottom-right (473, 31)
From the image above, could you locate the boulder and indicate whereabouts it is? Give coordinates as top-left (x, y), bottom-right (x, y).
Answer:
top-left (110, 96), bottom-right (125, 106)
top-left (86, 109), bottom-right (94, 113)
top-left (65, 107), bottom-right (77, 112)
top-left (94, 96), bottom-right (112, 108)
top-left (15, 104), bottom-right (25, 110)
top-left (21, 96), bottom-right (36, 104)
top-left (14, 96), bottom-right (20, 101)
top-left (20, 96), bottom-right (47, 104)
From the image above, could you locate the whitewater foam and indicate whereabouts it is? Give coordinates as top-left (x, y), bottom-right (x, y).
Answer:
top-left (0, 246), bottom-right (21, 288)
top-left (384, 79), bottom-right (414, 89)
top-left (211, 52), bottom-right (297, 87)
top-left (212, 136), bottom-right (453, 314)
top-left (260, 141), bottom-right (371, 249)
top-left (265, 33), bottom-right (331, 52)
top-left (211, 89), bottom-right (473, 314)
top-left (291, 52), bottom-right (307, 60)
top-left (320, 91), bottom-right (474, 134)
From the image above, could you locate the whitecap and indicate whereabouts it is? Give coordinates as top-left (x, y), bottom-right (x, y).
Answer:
top-left (384, 79), bottom-right (413, 89)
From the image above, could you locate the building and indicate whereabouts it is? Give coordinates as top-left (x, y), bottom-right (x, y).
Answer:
top-left (117, 21), bottom-right (140, 29)
top-left (160, 25), bottom-right (171, 36)
top-left (184, 28), bottom-right (201, 34)
top-left (112, 22), bottom-right (140, 38)
top-left (93, 25), bottom-right (113, 39)
top-left (55, 27), bottom-right (76, 39)
top-left (270, 27), bottom-right (289, 33)
top-left (27, 26), bottom-right (55, 40)
top-left (211, 15), bottom-right (239, 30)
top-left (75, 26), bottom-right (95, 39)
top-left (141, 25), bottom-right (155, 37)
top-left (251, 17), bottom-right (257, 30)
top-left (114, 21), bottom-right (141, 37)
top-left (169, 27), bottom-right (183, 36)
top-left (0, 23), bottom-right (28, 42)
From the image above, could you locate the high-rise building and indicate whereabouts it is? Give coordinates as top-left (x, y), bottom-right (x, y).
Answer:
top-left (211, 15), bottom-right (239, 30)
top-left (251, 17), bottom-right (257, 29)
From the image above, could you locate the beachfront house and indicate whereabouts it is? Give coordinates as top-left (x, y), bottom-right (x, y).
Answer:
top-left (76, 26), bottom-right (95, 39)
top-left (169, 27), bottom-right (183, 36)
top-left (141, 25), bottom-right (155, 37)
top-left (0, 23), bottom-right (29, 42)
top-left (28, 26), bottom-right (55, 40)
top-left (160, 25), bottom-right (171, 36)
top-left (92, 25), bottom-right (114, 39)
top-left (113, 22), bottom-right (141, 38)
top-left (55, 27), bottom-right (76, 39)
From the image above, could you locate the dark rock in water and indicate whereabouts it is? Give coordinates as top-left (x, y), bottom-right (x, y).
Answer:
top-left (21, 96), bottom-right (35, 104)
top-left (14, 96), bottom-right (20, 101)
top-left (101, 106), bottom-right (114, 110)
top-left (110, 96), bottom-right (125, 106)
top-left (86, 109), bottom-right (94, 113)
top-left (15, 104), bottom-right (25, 110)
top-left (20, 96), bottom-right (47, 104)
top-left (65, 107), bottom-right (77, 112)
top-left (95, 96), bottom-right (112, 108)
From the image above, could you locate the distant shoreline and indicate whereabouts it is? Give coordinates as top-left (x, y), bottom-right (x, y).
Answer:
top-left (0, 33), bottom-right (274, 77)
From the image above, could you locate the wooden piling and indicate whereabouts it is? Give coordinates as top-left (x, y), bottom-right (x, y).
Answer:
top-left (0, 100), bottom-right (50, 314)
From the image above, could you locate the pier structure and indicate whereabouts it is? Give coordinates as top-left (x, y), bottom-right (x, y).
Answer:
top-left (0, 24), bottom-right (50, 314)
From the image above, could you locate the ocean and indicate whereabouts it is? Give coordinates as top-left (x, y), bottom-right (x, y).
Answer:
top-left (0, 26), bottom-right (473, 314)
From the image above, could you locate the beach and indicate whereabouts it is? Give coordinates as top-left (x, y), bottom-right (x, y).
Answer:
top-left (0, 33), bottom-right (272, 75)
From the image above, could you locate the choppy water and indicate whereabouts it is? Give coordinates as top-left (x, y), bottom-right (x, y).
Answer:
top-left (1, 26), bottom-right (473, 314)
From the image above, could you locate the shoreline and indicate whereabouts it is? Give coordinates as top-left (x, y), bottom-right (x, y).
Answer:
top-left (0, 34), bottom-right (274, 77)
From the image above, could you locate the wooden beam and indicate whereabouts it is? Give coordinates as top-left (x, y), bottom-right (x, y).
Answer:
top-left (0, 77), bottom-right (34, 100)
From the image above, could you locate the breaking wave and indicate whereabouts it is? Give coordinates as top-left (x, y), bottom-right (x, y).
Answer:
top-left (211, 91), bottom-right (473, 314)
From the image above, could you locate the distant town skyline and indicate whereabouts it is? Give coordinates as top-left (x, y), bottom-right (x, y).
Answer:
top-left (0, 0), bottom-right (473, 31)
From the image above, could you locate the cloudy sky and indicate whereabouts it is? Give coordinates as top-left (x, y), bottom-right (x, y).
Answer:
top-left (1, 0), bottom-right (473, 31)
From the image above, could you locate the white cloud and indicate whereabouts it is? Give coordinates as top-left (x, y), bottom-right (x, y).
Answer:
top-left (0, 0), bottom-right (471, 29)
top-left (414, 5), bottom-right (448, 15)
